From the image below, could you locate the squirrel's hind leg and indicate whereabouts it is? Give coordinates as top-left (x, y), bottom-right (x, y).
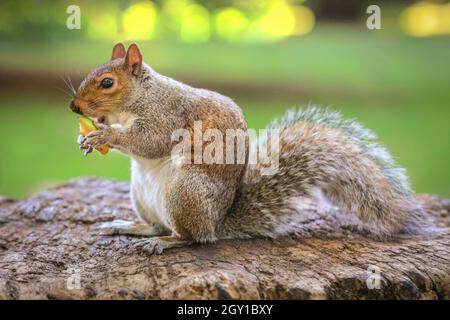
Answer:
top-left (96, 219), bottom-right (170, 237)
top-left (165, 166), bottom-right (241, 243)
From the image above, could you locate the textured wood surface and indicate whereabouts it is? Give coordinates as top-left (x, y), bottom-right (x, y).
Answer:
top-left (0, 178), bottom-right (449, 299)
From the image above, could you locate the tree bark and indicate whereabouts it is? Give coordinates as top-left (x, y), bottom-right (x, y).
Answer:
top-left (0, 178), bottom-right (449, 299)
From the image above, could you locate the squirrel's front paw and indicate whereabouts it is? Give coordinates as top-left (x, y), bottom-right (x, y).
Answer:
top-left (80, 124), bottom-right (116, 152)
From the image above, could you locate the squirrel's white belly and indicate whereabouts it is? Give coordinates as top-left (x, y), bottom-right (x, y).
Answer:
top-left (130, 156), bottom-right (173, 229)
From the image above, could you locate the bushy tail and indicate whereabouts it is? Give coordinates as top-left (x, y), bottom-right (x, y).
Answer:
top-left (218, 107), bottom-right (433, 240)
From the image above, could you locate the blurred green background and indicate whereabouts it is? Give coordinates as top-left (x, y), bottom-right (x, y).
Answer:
top-left (0, 0), bottom-right (449, 198)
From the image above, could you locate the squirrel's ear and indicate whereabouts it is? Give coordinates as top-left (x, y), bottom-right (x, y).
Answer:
top-left (111, 42), bottom-right (126, 60)
top-left (125, 43), bottom-right (142, 76)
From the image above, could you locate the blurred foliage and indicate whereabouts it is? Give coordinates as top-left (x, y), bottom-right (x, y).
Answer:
top-left (0, 0), bottom-right (315, 42)
top-left (1, 0), bottom-right (448, 43)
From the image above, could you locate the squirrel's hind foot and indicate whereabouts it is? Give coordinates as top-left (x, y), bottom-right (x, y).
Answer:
top-left (136, 236), bottom-right (192, 255)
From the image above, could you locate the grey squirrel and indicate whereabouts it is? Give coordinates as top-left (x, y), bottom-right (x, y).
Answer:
top-left (69, 43), bottom-right (431, 254)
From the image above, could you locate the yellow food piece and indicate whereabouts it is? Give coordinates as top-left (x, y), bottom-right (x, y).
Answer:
top-left (79, 116), bottom-right (109, 155)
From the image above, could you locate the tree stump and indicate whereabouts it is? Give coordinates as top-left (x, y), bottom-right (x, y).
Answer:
top-left (0, 178), bottom-right (449, 299)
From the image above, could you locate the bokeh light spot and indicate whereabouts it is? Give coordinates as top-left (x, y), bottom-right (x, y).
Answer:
top-left (88, 14), bottom-right (118, 40)
top-left (400, 2), bottom-right (450, 37)
top-left (122, 2), bottom-right (157, 40)
top-left (260, 2), bottom-right (296, 39)
top-left (180, 4), bottom-right (210, 43)
top-left (292, 5), bottom-right (315, 36)
top-left (214, 8), bottom-right (249, 42)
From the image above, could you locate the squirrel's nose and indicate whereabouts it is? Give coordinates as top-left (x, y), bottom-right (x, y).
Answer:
top-left (69, 100), bottom-right (83, 115)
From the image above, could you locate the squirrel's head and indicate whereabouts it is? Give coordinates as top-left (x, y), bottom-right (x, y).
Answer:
top-left (69, 43), bottom-right (143, 123)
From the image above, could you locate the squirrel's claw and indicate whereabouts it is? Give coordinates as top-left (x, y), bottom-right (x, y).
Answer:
top-left (76, 134), bottom-right (84, 145)
top-left (77, 134), bottom-right (93, 155)
top-left (83, 147), bottom-right (93, 156)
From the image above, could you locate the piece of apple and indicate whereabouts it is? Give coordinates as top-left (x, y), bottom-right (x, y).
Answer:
top-left (79, 116), bottom-right (109, 155)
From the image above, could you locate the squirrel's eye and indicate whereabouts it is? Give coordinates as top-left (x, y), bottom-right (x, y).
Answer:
top-left (100, 78), bottom-right (114, 89)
